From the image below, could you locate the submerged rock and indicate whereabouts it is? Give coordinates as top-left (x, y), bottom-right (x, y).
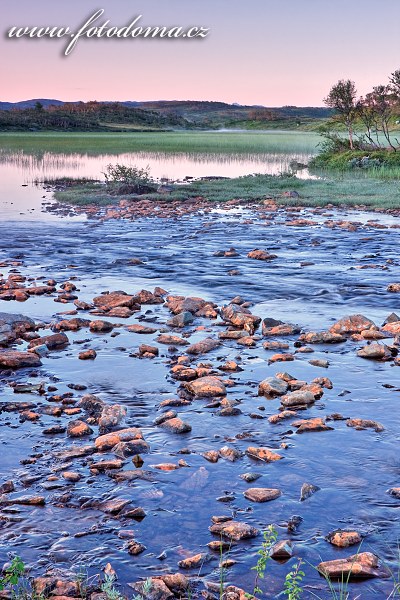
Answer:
top-left (346, 418), bottom-right (384, 432)
top-left (387, 488), bottom-right (400, 499)
top-left (243, 488), bottom-right (281, 502)
top-left (300, 482), bottom-right (320, 501)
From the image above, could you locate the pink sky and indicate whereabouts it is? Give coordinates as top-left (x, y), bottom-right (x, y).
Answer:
top-left (2, 0), bottom-right (400, 106)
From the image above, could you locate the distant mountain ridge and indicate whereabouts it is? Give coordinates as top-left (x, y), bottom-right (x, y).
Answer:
top-left (0, 99), bottom-right (332, 131)
top-left (0, 99), bottom-right (329, 115)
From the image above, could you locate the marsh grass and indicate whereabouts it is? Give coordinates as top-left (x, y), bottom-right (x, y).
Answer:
top-left (0, 131), bottom-right (321, 156)
top-left (53, 169), bottom-right (400, 210)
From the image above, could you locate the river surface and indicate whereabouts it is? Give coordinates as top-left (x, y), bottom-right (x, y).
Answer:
top-left (0, 146), bottom-right (400, 600)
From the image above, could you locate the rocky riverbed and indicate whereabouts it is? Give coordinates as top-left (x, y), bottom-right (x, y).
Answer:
top-left (0, 202), bottom-right (400, 599)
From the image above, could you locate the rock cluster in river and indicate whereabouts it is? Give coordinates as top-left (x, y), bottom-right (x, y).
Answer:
top-left (0, 254), bottom-right (399, 598)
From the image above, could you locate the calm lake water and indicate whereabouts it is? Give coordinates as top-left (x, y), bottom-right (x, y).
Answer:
top-left (0, 131), bottom-right (319, 219)
top-left (0, 134), bottom-right (400, 599)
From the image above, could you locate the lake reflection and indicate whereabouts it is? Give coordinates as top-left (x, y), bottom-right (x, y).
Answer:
top-left (0, 146), bottom-right (315, 220)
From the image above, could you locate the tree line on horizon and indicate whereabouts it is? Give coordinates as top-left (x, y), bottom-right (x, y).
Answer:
top-left (0, 99), bottom-right (333, 132)
top-left (324, 69), bottom-right (400, 151)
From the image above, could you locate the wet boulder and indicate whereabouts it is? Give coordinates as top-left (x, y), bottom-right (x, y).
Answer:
top-left (317, 552), bottom-right (384, 580)
top-left (220, 304), bottom-right (261, 328)
top-left (157, 333), bottom-right (189, 346)
top-left (270, 540), bottom-right (293, 559)
top-left (98, 404), bottom-right (127, 434)
top-left (327, 530), bottom-right (362, 548)
top-left (127, 540), bottom-right (147, 555)
top-left (382, 321), bottom-right (400, 335)
top-left (29, 332), bottom-right (69, 350)
top-left (139, 344), bottom-right (159, 357)
top-left (329, 314), bottom-right (376, 335)
top-left (346, 418), bottom-right (384, 432)
top-left (0, 312), bottom-right (35, 346)
top-left (158, 417), bottom-right (192, 434)
top-left (387, 488), bottom-right (400, 499)
top-left (93, 291), bottom-right (138, 310)
top-left (89, 320), bottom-right (114, 333)
top-left (178, 553), bottom-right (212, 569)
top-left (187, 337), bottom-right (220, 355)
top-left (292, 417), bottom-right (333, 433)
top-left (357, 343), bottom-right (392, 360)
top-left (53, 318), bottom-right (91, 331)
top-left (25, 285), bottom-right (56, 296)
top-left (32, 578), bottom-right (80, 598)
top-left (299, 331), bottom-right (346, 344)
top-left (246, 446), bottom-right (283, 462)
top-left (0, 350), bottom-right (41, 369)
top-left (133, 289), bottom-right (164, 304)
top-left (167, 311), bottom-right (194, 328)
top-left (280, 390), bottom-right (315, 408)
top-left (300, 482), bottom-right (320, 501)
top-left (166, 295), bottom-right (208, 315)
top-left (243, 488), bottom-right (281, 502)
top-left (219, 446), bottom-right (242, 462)
top-left (0, 312), bottom-right (35, 331)
top-left (126, 323), bottom-right (158, 334)
top-left (78, 394), bottom-right (105, 417)
top-left (268, 410), bottom-right (297, 424)
top-left (262, 321), bottom-right (300, 336)
top-left (223, 586), bottom-right (257, 600)
top-left (153, 574), bottom-right (189, 596)
top-left (209, 520), bottom-right (259, 541)
top-left (184, 376), bottom-right (226, 397)
top-left (79, 349), bottom-right (97, 360)
top-left (94, 427), bottom-right (146, 452)
top-left (129, 579), bottom-right (173, 600)
top-left (67, 420), bottom-right (93, 437)
top-left (247, 249), bottom-right (277, 261)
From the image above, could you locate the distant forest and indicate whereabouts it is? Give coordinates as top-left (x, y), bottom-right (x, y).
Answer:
top-left (0, 100), bottom-right (332, 132)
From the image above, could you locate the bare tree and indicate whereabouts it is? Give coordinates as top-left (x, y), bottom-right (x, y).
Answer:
top-left (356, 97), bottom-right (379, 148)
top-left (368, 85), bottom-right (396, 151)
top-left (324, 80), bottom-right (357, 149)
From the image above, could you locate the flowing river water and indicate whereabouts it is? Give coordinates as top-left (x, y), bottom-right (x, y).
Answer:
top-left (0, 145), bottom-right (400, 599)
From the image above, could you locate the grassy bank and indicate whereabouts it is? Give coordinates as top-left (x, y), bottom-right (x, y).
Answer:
top-left (0, 131), bottom-right (321, 156)
top-left (310, 148), bottom-right (400, 179)
top-left (53, 171), bottom-right (400, 210)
